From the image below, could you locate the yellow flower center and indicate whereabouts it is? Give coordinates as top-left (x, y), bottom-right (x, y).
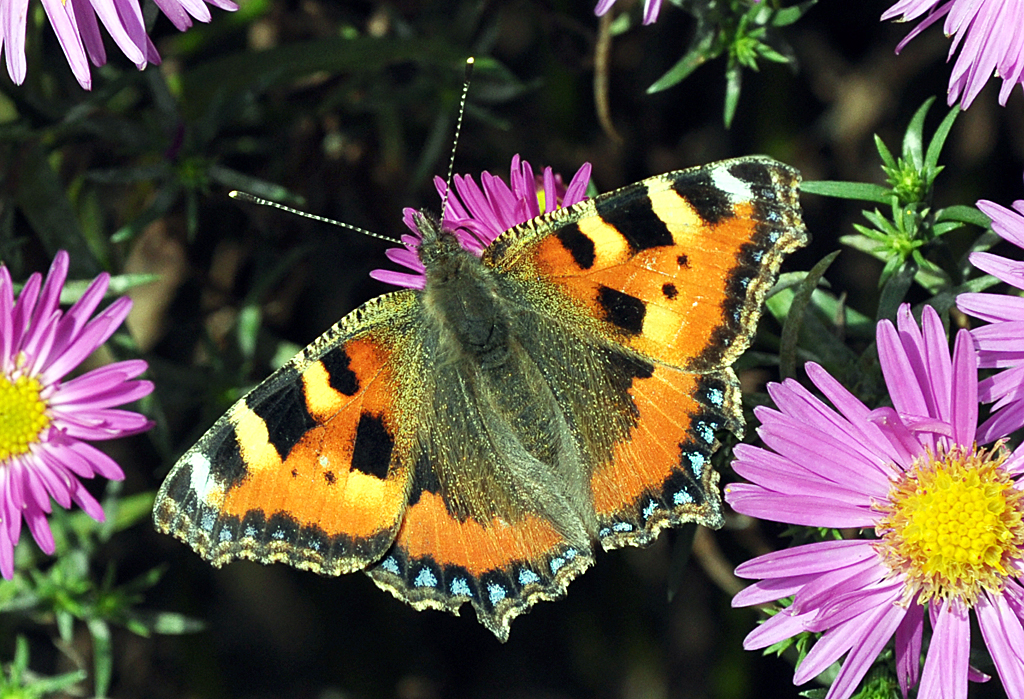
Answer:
top-left (876, 444), bottom-right (1024, 605)
top-left (0, 374), bottom-right (50, 461)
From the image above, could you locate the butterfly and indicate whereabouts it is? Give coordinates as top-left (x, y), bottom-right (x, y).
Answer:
top-left (153, 155), bottom-right (807, 641)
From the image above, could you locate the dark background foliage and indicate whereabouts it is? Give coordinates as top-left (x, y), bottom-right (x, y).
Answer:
top-left (1, 0), bottom-right (1023, 697)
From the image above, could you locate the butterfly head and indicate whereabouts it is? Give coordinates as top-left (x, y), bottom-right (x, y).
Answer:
top-left (370, 157), bottom-right (593, 291)
top-left (411, 210), bottom-right (479, 282)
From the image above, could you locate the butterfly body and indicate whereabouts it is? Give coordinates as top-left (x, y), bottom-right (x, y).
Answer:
top-left (155, 156), bottom-right (807, 640)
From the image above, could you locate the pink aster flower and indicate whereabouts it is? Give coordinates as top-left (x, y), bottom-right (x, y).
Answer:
top-left (881, 0), bottom-right (1024, 108)
top-left (594, 0), bottom-right (664, 25)
top-left (0, 0), bottom-right (237, 90)
top-left (726, 303), bottom-right (1024, 699)
top-left (0, 251), bottom-right (153, 578)
top-left (957, 194), bottom-right (1024, 442)
top-left (370, 155), bottom-right (592, 290)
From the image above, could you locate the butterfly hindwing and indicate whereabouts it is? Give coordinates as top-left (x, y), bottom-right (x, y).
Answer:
top-left (154, 292), bottom-right (423, 575)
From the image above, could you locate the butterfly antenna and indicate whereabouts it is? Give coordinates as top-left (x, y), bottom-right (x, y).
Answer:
top-left (439, 57), bottom-right (475, 219)
top-left (228, 191), bottom-right (402, 245)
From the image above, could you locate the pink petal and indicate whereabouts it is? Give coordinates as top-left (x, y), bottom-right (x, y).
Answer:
top-left (724, 484), bottom-right (878, 527)
top-left (730, 445), bottom-right (877, 507)
top-left (949, 328), bottom-right (979, 447)
top-left (89, 0), bottom-right (147, 66)
top-left (822, 600), bottom-right (908, 699)
top-left (732, 574), bottom-right (819, 607)
top-left (979, 199), bottom-right (1024, 248)
top-left (976, 592), bottom-right (1024, 696)
top-left (895, 600), bottom-right (925, 698)
top-left (734, 540), bottom-right (877, 579)
top-left (919, 601), bottom-right (970, 699)
top-left (69, 0), bottom-right (106, 66)
top-left (878, 315), bottom-right (932, 428)
top-left (23, 506), bottom-right (55, 554)
top-left (969, 252), bottom-right (1024, 289)
top-left (794, 601), bottom-right (891, 685)
top-left (2, 0), bottom-right (30, 85)
top-left (958, 291), bottom-right (1024, 324)
top-left (743, 607), bottom-right (814, 650)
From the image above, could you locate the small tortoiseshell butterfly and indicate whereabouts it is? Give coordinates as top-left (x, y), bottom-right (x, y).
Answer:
top-left (154, 155), bottom-right (807, 641)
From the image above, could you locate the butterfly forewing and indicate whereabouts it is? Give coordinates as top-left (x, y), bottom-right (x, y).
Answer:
top-left (486, 156), bottom-right (807, 372)
top-left (154, 291), bottom-right (423, 574)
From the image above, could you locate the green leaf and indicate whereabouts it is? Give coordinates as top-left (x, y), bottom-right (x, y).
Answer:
top-left (936, 205), bottom-right (992, 228)
top-left (126, 610), bottom-right (206, 635)
top-left (902, 97), bottom-right (935, 169)
top-left (756, 43), bottom-right (789, 64)
top-left (779, 251), bottom-right (840, 379)
top-left (13, 146), bottom-right (96, 276)
top-left (237, 304), bottom-right (262, 361)
top-left (801, 181), bottom-right (892, 203)
top-left (87, 617), bottom-right (112, 698)
top-left (109, 492), bottom-right (157, 532)
top-left (609, 12), bottom-right (634, 35)
top-left (873, 134), bottom-right (897, 171)
top-left (648, 31), bottom-right (718, 93)
top-left (924, 104), bottom-right (960, 176)
top-left (57, 273), bottom-right (160, 304)
top-left (932, 220), bottom-right (965, 237)
top-left (771, 0), bottom-right (818, 26)
top-left (877, 260), bottom-right (917, 321)
top-left (910, 253), bottom-right (951, 294)
top-left (208, 165), bottom-right (305, 207)
top-left (723, 63), bottom-right (743, 128)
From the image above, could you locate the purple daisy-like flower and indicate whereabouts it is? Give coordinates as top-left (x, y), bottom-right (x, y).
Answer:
top-left (370, 155), bottom-right (592, 290)
top-left (0, 251), bottom-right (153, 578)
top-left (881, 0), bottom-right (1024, 108)
top-left (594, 0), bottom-right (664, 25)
top-left (726, 303), bottom-right (1024, 699)
top-left (957, 194), bottom-right (1024, 442)
top-left (0, 0), bottom-right (237, 90)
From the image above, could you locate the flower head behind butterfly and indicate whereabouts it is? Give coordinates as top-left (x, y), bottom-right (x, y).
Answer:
top-left (370, 155), bottom-right (592, 290)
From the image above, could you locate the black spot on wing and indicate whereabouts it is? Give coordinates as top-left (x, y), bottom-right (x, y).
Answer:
top-left (408, 451), bottom-right (441, 508)
top-left (597, 286), bottom-right (646, 335)
top-left (662, 283), bottom-right (678, 300)
top-left (594, 188), bottom-right (673, 252)
top-left (555, 223), bottom-right (596, 270)
top-left (606, 348), bottom-right (655, 397)
top-left (675, 172), bottom-right (733, 226)
top-left (265, 511), bottom-right (301, 544)
top-left (677, 254), bottom-right (689, 268)
top-left (320, 346), bottom-right (359, 396)
top-left (351, 413), bottom-right (393, 480)
top-left (209, 429), bottom-right (248, 489)
top-left (160, 461), bottom-right (195, 506)
top-left (245, 369), bottom-right (317, 462)
top-left (728, 159), bottom-right (773, 188)
top-left (664, 459), bottom-right (706, 506)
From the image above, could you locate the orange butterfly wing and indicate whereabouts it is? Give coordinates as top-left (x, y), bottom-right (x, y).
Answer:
top-left (486, 156), bottom-right (807, 548)
top-left (154, 293), bottom-right (421, 574)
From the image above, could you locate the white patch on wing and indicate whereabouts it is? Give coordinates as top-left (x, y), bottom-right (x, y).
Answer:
top-left (188, 452), bottom-right (216, 502)
top-left (710, 166), bottom-right (751, 200)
